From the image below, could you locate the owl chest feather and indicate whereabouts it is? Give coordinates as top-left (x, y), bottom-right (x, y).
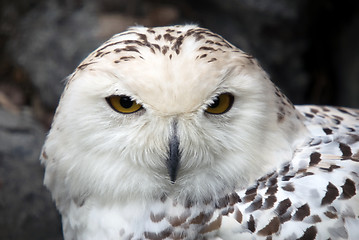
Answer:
top-left (62, 196), bottom-right (228, 240)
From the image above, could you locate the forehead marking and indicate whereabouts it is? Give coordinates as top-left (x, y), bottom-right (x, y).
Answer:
top-left (74, 26), bottom-right (249, 76)
top-left (114, 56), bottom-right (136, 63)
top-left (164, 33), bottom-right (176, 42)
top-left (77, 62), bottom-right (96, 70)
top-left (208, 58), bottom-right (217, 63)
top-left (102, 27), bottom-right (233, 58)
top-left (172, 35), bottom-right (184, 54)
top-left (114, 46), bottom-right (140, 54)
top-left (162, 45), bottom-right (169, 55)
top-left (147, 28), bottom-right (155, 34)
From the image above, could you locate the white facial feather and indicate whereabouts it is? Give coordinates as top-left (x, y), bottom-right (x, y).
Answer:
top-left (42, 25), bottom-right (306, 205)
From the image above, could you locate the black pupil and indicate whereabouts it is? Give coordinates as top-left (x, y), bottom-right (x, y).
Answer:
top-left (120, 96), bottom-right (134, 108)
top-left (209, 97), bottom-right (220, 108)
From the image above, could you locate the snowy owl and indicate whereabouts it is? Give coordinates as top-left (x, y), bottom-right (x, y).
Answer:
top-left (41, 25), bottom-right (359, 239)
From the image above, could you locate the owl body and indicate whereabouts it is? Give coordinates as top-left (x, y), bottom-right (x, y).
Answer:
top-left (41, 25), bottom-right (359, 239)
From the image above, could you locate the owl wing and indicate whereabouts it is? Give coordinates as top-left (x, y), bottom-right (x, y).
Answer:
top-left (217, 105), bottom-right (359, 239)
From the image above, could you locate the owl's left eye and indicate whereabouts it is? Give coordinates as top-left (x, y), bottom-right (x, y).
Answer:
top-left (106, 95), bottom-right (143, 114)
top-left (205, 93), bottom-right (234, 114)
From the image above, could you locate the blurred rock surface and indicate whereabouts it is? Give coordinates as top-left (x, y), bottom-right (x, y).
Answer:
top-left (7, 0), bottom-right (101, 110)
top-left (0, 107), bottom-right (62, 240)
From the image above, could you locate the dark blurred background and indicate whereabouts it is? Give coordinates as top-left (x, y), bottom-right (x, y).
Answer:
top-left (0, 0), bottom-right (358, 239)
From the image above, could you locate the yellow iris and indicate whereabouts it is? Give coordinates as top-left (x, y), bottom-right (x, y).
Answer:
top-left (205, 93), bottom-right (234, 114)
top-left (107, 95), bottom-right (142, 114)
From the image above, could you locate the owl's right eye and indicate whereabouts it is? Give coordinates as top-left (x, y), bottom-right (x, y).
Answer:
top-left (205, 93), bottom-right (234, 114)
top-left (106, 95), bottom-right (143, 114)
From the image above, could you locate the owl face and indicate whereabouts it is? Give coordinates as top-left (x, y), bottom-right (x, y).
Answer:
top-left (42, 26), bottom-right (288, 204)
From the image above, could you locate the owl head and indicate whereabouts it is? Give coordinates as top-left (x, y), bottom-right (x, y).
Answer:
top-left (41, 25), bottom-right (306, 206)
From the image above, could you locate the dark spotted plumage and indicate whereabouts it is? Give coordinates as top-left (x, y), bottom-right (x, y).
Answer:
top-left (222, 105), bottom-right (359, 239)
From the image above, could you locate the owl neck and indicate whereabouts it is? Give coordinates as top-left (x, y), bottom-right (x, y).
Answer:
top-left (266, 85), bottom-right (309, 165)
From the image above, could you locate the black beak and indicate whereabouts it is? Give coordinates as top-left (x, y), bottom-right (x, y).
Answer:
top-left (167, 121), bottom-right (180, 183)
